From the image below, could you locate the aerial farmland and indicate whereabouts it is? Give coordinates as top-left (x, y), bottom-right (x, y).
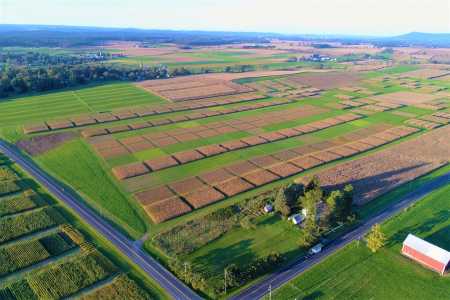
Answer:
top-left (1, 11), bottom-right (450, 300)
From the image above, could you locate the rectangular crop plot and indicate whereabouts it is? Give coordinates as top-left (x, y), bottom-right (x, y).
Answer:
top-left (359, 137), bottom-right (387, 147)
top-left (94, 113), bottom-right (118, 123)
top-left (369, 91), bottom-right (441, 105)
top-left (242, 169), bottom-right (280, 186)
top-left (46, 120), bottom-right (74, 130)
top-left (23, 123), bottom-right (50, 134)
top-left (134, 185), bottom-right (175, 206)
top-left (112, 163), bottom-right (150, 180)
top-left (329, 146), bottom-right (359, 157)
top-left (266, 162), bottom-right (303, 178)
top-left (277, 128), bottom-right (302, 138)
top-left (226, 161), bottom-right (259, 176)
top-left (144, 156), bottom-right (178, 171)
top-left (346, 141), bottom-right (373, 152)
top-left (258, 132), bottom-right (286, 142)
top-left (152, 136), bottom-right (179, 147)
top-left (311, 151), bottom-right (342, 163)
top-left (144, 197), bottom-right (192, 223)
top-left (198, 169), bottom-right (235, 186)
top-left (70, 116), bottom-right (97, 126)
top-left (215, 177), bottom-right (254, 197)
top-left (96, 146), bottom-right (130, 159)
top-left (173, 150), bottom-right (205, 164)
top-left (81, 128), bottom-right (108, 138)
top-left (290, 155), bottom-right (324, 169)
top-left (196, 144), bottom-right (227, 157)
top-left (125, 141), bottom-right (154, 153)
top-left (240, 136), bottom-right (268, 146)
top-left (107, 125), bottom-right (131, 134)
top-left (183, 187), bottom-right (225, 208)
top-left (220, 140), bottom-right (249, 151)
top-left (272, 150), bottom-right (299, 161)
top-left (249, 155), bottom-right (281, 168)
top-left (169, 177), bottom-right (206, 195)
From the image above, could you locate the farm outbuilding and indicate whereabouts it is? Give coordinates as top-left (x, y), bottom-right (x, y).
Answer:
top-left (401, 234), bottom-right (450, 275)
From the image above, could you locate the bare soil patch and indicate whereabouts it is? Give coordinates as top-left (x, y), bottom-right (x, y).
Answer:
top-left (284, 72), bottom-right (361, 90)
top-left (199, 169), bottom-right (235, 186)
top-left (173, 150), bottom-right (205, 164)
top-left (304, 125), bottom-right (450, 205)
top-left (144, 156), bottom-right (179, 171)
top-left (266, 163), bottom-right (303, 178)
top-left (135, 185), bottom-right (175, 206)
top-left (242, 169), bottom-right (280, 186)
top-left (112, 163), bottom-right (150, 180)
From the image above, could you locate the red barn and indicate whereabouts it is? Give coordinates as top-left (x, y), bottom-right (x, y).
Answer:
top-left (401, 234), bottom-right (450, 275)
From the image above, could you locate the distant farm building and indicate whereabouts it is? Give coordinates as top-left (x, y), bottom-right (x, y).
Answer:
top-left (401, 234), bottom-right (450, 275)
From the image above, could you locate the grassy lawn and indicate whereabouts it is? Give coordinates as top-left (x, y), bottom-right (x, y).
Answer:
top-left (185, 214), bottom-right (303, 279)
top-left (269, 183), bottom-right (450, 300)
top-left (35, 138), bottom-right (147, 238)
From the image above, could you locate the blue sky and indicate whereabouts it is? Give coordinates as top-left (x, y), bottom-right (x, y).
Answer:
top-left (1, 0), bottom-right (449, 36)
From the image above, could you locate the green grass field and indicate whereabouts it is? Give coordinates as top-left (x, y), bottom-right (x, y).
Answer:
top-left (0, 82), bottom-right (165, 141)
top-left (35, 139), bottom-right (147, 237)
top-left (269, 183), bottom-right (450, 300)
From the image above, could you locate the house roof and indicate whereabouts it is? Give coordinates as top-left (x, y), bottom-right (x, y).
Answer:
top-left (403, 234), bottom-right (450, 265)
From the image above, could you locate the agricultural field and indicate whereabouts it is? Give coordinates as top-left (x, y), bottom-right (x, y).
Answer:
top-left (0, 154), bottom-right (166, 299)
top-left (269, 182), bottom-right (450, 300)
top-left (2, 43), bottom-right (450, 298)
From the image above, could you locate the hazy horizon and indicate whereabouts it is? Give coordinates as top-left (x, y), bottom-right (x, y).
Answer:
top-left (1, 0), bottom-right (449, 36)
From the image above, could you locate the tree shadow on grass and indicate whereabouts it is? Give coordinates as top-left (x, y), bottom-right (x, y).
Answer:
top-left (191, 239), bottom-right (255, 275)
top-left (388, 210), bottom-right (450, 247)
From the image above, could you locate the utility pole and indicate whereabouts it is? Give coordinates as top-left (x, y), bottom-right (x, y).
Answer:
top-left (184, 262), bottom-right (188, 279)
top-left (268, 283), bottom-right (272, 300)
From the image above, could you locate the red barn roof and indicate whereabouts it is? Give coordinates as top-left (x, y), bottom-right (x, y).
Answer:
top-left (402, 234), bottom-right (450, 275)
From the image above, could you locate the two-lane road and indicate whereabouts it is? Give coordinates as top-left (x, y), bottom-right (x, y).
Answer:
top-left (232, 170), bottom-right (450, 300)
top-left (0, 140), bottom-right (201, 300)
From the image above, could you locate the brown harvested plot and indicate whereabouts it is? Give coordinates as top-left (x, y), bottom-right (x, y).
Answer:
top-left (249, 155), bottom-right (281, 168)
top-left (310, 151), bottom-right (342, 163)
top-left (401, 68), bottom-right (450, 79)
top-left (406, 119), bottom-right (442, 130)
top-left (152, 136), bottom-right (179, 147)
top-left (420, 115), bottom-right (450, 124)
top-left (196, 144), bottom-right (227, 157)
top-left (243, 169), bottom-right (280, 186)
top-left (215, 177), bottom-right (254, 197)
top-left (220, 140), bottom-right (249, 151)
top-left (277, 128), bottom-right (302, 138)
top-left (291, 155), bottom-right (324, 169)
top-left (272, 150), bottom-right (299, 161)
top-left (17, 132), bottom-right (76, 156)
top-left (183, 187), bottom-right (225, 208)
top-left (125, 141), bottom-right (154, 153)
top-left (199, 169), bottom-right (235, 186)
top-left (173, 133), bottom-right (198, 142)
top-left (96, 147), bottom-right (130, 159)
top-left (173, 150), bottom-right (205, 164)
top-left (226, 161), bottom-right (259, 176)
top-left (112, 163), bottom-right (150, 180)
top-left (46, 120), bottom-right (74, 130)
top-left (364, 105), bottom-right (390, 112)
top-left (369, 91), bottom-right (441, 105)
top-left (144, 197), bottom-right (192, 223)
top-left (81, 128), bottom-right (108, 138)
top-left (70, 116), bottom-right (97, 126)
top-left (145, 156), bottom-right (179, 171)
top-left (94, 113), bottom-right (118, 123)
top-left (107, 125), bottom-right (131, 134)
top-left (372, 131), bottom-right (400, 142)
top-left (23, 123), bottom-right (50, 134)
top-left (346, 141), bottom-right (373, 152)
top-left (169, 177), bottom-right (206, 195)
top-left (328, 146), bottom-right (359, 157)
top-left (359, 136), bottom-right (387, 147)
top-left (114, 111), bottom-right (138, 120)
top-left (258, 132), bottom-right (286, 142)
top-left (134, 185), bottom-right (175, 206)
top-left (266, 162), bottom-right (303, 178)
top-left (240, 136), bottom-right (268, 146)
top-left (284, 72), bottom-right (361, 90)
top-left (307, 125), bottom-right (450, 205)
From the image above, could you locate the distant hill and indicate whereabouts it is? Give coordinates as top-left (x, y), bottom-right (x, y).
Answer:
top-left (376, 32), bottom-right (450, 47)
